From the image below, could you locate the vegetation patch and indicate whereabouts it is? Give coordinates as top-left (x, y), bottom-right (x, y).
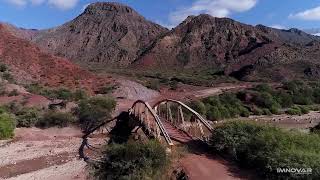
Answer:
top-left (190, 81), bottom-right (320, 121)
top-left (76, 96), bottom-right (116, 132)
top-left (94, 140), bottom-right (170, 180)
top-left (210, 121), bottom-right (320, 179)
top-left (36, 111), bottom-right (76, 128)
top-left (0, 109), bottom-right (15, 139)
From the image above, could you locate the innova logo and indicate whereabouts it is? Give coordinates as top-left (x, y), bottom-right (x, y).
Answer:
top-left (277, 168), bottom-right (312, 175)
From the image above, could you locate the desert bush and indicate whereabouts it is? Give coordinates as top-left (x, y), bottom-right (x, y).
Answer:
top-left (94, 140), bottom-right (169, 180)
top-left (0, 112), bottom-right (15, 139)
top-left (286, 106), bottom-right (302, 115)
top-left (8, 89), bottom-right (19, 97)
top-left (37, 111), bottom-right (76, 128)
top-left (15, 108), bottom-right (41, 128)
top-left (72, 89), bottom-right (88, 101)
top-left (188, 100), bottom-right (206, 115)
top-left (299, 105), bottom-right (310, 114)
top-left (169, 80), bottom-right (178, 90)
top-left (77, 96), bottom-right (116, 132)
top-left (2, 72), bottom-right (14, 82)
top-left (262, 108), bottom-right (272, 115)
top-left (0, 63), bottom-right (8, 72)
top-left (98, 85), bottom-right (117, 94)
top-left (254, 83), bottom-right (273, 93)
top-left (146, 80), bottom-right (160, 91)
top-left (310, 123), bottom-right (320, 134)
top-left (54, 88), bottom-right (73, 100)
top-left (252, 107), bottom-right (263, 116)
top-left (275, 91), bottom-right (293, 108)
top-left (210, 121), bottom-right (320, 179)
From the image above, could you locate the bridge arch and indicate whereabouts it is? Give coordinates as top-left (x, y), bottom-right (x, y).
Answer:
top-left (153, 99), bottom-right (214, 141)
top-left (130, 100), bottom-right (173, 146)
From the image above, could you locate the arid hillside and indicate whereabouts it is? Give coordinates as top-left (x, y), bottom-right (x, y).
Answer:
top-left (31, 2), bottom-right (168, 67)
top-left (0, 24), bottom-right (113, 93)
top-left (133, 14), bottom-right (320, 81)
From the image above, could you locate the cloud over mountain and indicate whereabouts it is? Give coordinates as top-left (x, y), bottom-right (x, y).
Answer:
top-left (6, 0), bottom-right (79, 10)
top-left (169, 0), bottom-right (257, 25)
top-left (289, 6), bottom-right (320, 21)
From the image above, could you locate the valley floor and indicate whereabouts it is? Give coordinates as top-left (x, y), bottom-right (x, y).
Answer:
top-left (0, 127), bottom-right (89, 180)
top-left (1, 83), bottom-right (319, 180)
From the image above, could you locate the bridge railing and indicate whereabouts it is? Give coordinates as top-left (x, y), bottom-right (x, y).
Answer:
top-left (130, 100), bottom-right (174, 146)
top-left (154, 99), bottom-right (214, 141)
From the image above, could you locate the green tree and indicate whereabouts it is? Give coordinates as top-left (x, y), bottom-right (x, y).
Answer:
top-left (77, 96), bottom-right (116, 132)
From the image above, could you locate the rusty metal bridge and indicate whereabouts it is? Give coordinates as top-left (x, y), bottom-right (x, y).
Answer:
top-left (79, 99), bottom-right (214, 163)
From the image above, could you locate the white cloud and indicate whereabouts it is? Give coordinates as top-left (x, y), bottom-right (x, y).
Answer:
top-left (289, 6), bottom-right (320, 21)
top-left (5, 0), bottom-right (79, 10)
top-left (270, 24), bottom-right (286, 29)
top-left (169, 0), bottom-right (258, 25)
top-left (6, 0), bottom-right (27, 6)
top-left (48, 0), bottom-right (79, 10)
top-left (30, 0), bottom-right (45, 5)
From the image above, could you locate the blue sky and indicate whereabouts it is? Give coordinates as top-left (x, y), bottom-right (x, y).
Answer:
top-left (1, 0), bottom-right (320, 30)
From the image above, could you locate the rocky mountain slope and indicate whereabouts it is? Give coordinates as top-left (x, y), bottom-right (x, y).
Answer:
top-left (8, 2), bottom-right (320, 82)
top-left (31, 2), bottom-right (168, 67)
top-left (133, 15), bottom-right (320, 81)
top-left (0, 24), bottom-right (112, 93)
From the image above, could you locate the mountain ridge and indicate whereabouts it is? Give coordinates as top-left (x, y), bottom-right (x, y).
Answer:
top-left (3, 2), bottom-right (320, 82)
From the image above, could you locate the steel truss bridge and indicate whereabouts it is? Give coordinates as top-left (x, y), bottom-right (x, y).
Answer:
top-left (79, 99), bottom-right (214, 163)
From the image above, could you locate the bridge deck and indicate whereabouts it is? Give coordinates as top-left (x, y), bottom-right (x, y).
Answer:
top-left (161, 121), bottom-right (193, 144)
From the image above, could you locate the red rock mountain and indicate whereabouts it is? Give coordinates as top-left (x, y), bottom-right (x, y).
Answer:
top-left (32, 2), bottom-right (167, 67)
top-left (13, 2), bottom-right (320, 82)
top-left (133, 15), bottom-right (320, 81)
top-left (0, 24), bottom-right (112, 93)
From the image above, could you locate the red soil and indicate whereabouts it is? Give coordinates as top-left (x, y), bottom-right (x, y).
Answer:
top-left (0, 24), bottom-right (113, 93)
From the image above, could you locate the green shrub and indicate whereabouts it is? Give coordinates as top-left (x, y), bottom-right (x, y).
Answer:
top-left (188, 100), bottom-right (206, 115)
top-left (169, 80), bottom-right (178, 90)
top-left (311, 123), bottom-right (320, 134)
top-left (275, 91), bottom-right (293, 108)
top-left (262, 108), bottom-right (272, 115)
top-left (2, 72), bottom-right (14, 82)
top-left (254, 84), bottom-right (273, 93)
top-left (8, 89), bottom-right (19, 97)
top-left (37, 111), bottom-right (76, 128)
top-left (16, 108), bottom-right (41, 128)
top-left (0, 112), bottom-right (15, 139)
top-left (0, 63), bottom-right (8, 72)
top-left (299, 106), bottom-right (310, 114)
top-left (94, 141), bottom-right (169, 180)
top-left (210, 121), bottom-right (320, 179)
top-left (206, 106), bottom-right (221, 120)
top-left (77, 96), bottom-right (116, 132)
top-left (286, 106), bottom-right (302, 115)
top-left (98, 85), bottom-right (117, 94)
top-left (146, 80), bottom-right (160, 91)
top-left (72, 89), bottom-right (88, 101)
top-left (54, 88), bottom-right (73, 100)
top-left (252, 107), bottom-right (263, 116)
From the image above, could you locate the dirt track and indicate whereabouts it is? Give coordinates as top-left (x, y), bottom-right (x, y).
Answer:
top-left (0, 127), bottom-right (88, 180)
